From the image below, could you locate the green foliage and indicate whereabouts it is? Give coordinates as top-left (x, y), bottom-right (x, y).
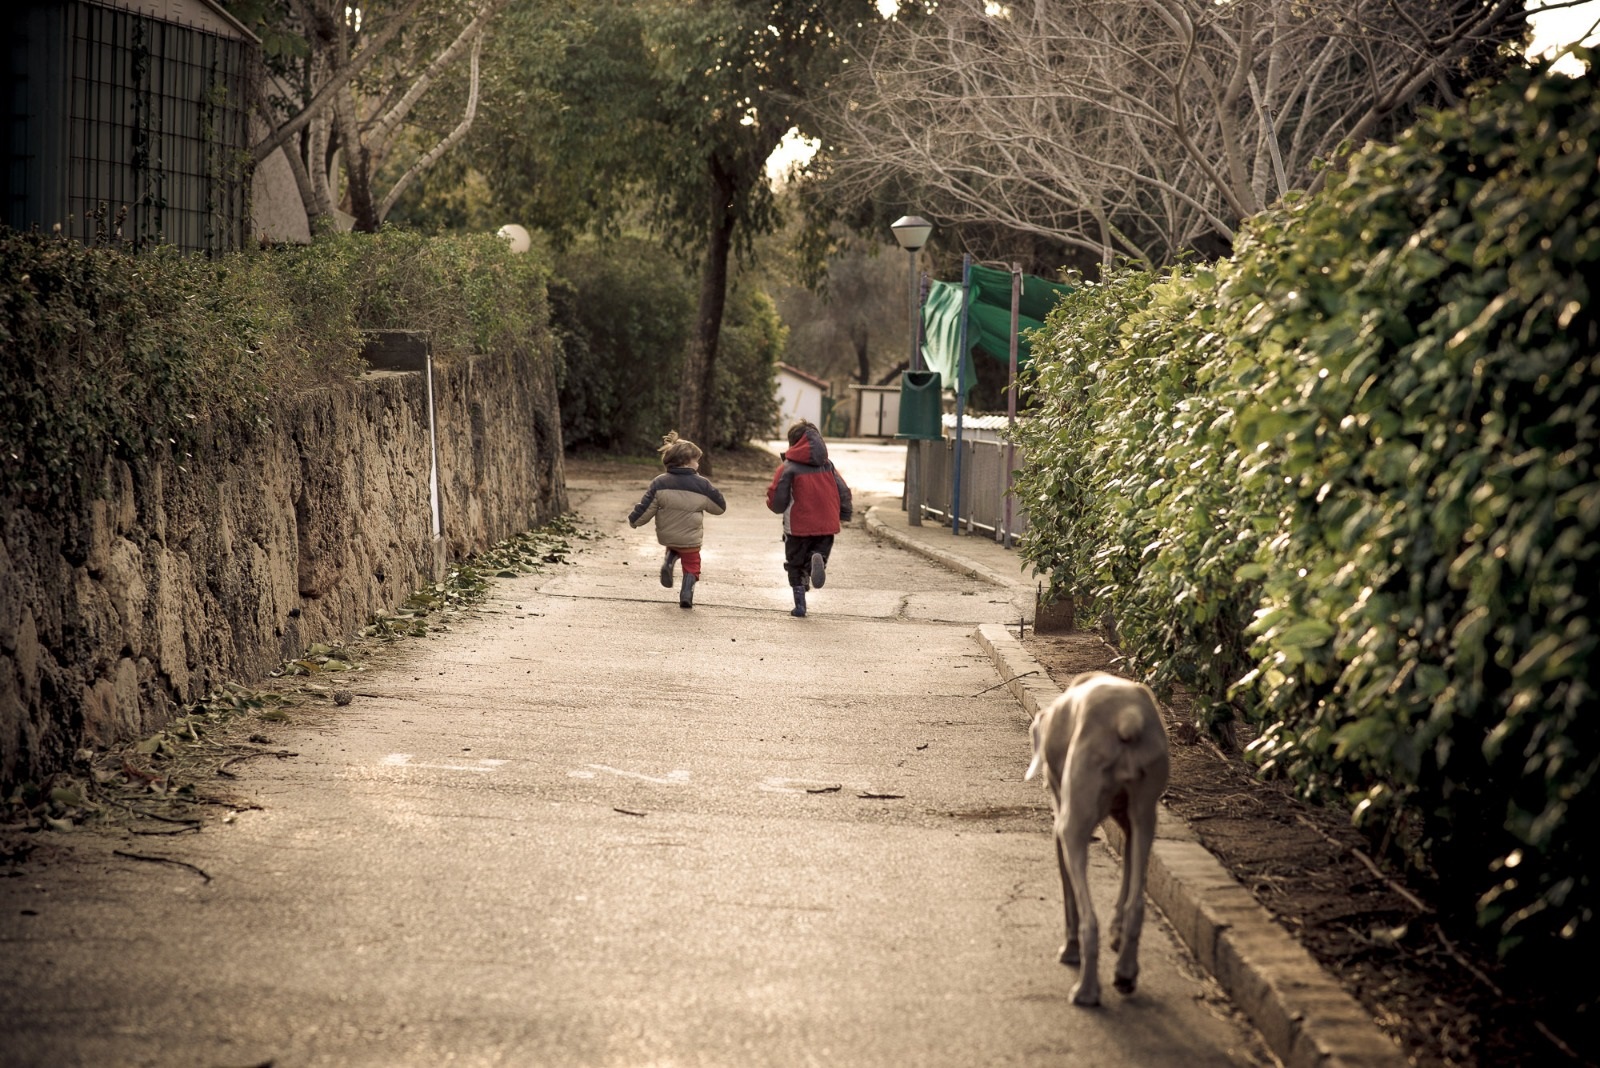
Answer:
top-left (0, 228), bottom-right (552, 505)
top-left (550, 238), bottom-right (784, 452)
top-left (711, 287), bottom-right (785, 449)
top-left (549, 238), bottom-right (697, 453)
top-left (1017, 58), bottom-right (1599, 979)
top-left (1015, 265), bottom-right (1260, 727)
top-left (1229, 62), bottom-right (1599, 964)
top-left (463, 2), bottom-right (662, 246)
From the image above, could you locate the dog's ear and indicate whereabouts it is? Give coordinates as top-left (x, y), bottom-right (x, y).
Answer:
top-left (1024, 712), bottom-right (1045, 781)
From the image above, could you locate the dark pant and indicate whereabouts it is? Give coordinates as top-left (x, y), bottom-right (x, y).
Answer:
top-left (783, 534), bottom-right (833, 586)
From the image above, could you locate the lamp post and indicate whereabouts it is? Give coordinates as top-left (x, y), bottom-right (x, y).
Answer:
top-left (891, 215), bottom-right (932, 371)
top-left (891, 215), bottom-right (933, 526)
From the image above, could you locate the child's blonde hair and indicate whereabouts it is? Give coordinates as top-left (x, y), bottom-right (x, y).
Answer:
top-left (658, 430), bottom-right (702, 468)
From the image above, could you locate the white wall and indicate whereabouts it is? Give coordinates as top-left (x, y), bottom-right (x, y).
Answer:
top-left (252, 146), bottom-right (312, 244)
top-left (775, 371), bottom-right (825, 436)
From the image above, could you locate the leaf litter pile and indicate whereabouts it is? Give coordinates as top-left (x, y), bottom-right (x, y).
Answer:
top-left (1, 515), bottom-right (593, 855)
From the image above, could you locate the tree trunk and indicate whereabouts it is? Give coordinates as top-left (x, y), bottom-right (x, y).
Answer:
top-left (335, 87), bottom-right (380, 232)
top-left (678, 156), bottom-right (737, 478)
top-left (850, 323), bottom-right (870, 384)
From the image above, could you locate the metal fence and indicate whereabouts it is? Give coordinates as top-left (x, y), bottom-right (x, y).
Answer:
top-left (4, 0), bottom-right (254, 254)
top-left (911, 437), bottom-right (1029, 545)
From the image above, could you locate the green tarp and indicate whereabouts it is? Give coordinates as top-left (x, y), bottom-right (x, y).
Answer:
top-left (918, 264), bottom-right (1073, 395)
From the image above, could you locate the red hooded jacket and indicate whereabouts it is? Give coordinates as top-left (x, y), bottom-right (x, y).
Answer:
top-left (766, 426), bottom-right (852, 536)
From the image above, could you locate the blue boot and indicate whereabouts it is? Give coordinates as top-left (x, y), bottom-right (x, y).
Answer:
top-left (680, 571), bottom-right (697, 608)
top-left (660, 550), bottom-right (678, 588)
top-left (791, 585), bottom-right (807, 617)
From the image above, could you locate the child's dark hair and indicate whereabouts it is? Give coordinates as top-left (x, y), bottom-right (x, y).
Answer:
top-left (786, 419), bottom-right (817, 447)
top-left (658, 430), bottom-right (702, 468)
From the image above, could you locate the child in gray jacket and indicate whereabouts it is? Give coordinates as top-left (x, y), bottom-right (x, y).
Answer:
top-left (628, 433), bottom-right (727, 608)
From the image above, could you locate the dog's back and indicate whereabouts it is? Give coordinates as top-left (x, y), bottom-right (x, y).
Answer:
top-left (1066, 673), bottom-right (1167, 794)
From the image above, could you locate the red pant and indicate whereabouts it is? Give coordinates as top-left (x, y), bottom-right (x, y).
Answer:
top-left (669, 548), bottom-right (702, 577)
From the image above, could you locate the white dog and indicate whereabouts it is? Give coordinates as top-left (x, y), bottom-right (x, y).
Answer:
top-left (1025, 671), bottom-right (1171, 1006)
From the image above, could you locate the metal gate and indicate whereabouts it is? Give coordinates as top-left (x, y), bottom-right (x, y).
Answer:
top-left (912, 437), bottom-right (1029, 544)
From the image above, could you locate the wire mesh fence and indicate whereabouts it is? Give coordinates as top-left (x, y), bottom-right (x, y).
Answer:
top-left (915, 436), bottom-right (1029, 545)
top-left (5, 0), bottom-right (254, 254)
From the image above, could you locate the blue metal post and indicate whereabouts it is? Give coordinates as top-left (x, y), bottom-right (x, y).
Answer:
top-left (952, 254), bottom-right (972, 535)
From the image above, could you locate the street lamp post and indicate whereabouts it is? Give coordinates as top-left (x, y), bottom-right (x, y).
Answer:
top-left (891, 215), bottom-right (932, 368)
top-left (891, 215), bottom-right (933, 526)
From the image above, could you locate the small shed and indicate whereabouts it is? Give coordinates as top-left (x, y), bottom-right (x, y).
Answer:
top-left (774, 363), bottom-right (829, 436)
top-left (849, 384), bottom-right (901, 438)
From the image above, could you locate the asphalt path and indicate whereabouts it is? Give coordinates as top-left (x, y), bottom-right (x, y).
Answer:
top-left (0, 444), bottom-right (1270, 1068)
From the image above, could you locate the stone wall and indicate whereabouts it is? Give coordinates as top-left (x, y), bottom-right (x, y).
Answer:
top-left (0, 346), bottom-right (565, 791)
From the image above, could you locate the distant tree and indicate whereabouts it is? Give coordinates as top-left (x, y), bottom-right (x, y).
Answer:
top-left (763, 232), bottom-right (909, 388)
top-left (813, 0), bottom-right (1527, 266)
top-left (455, 2), bottom-right (658, 246)
top-left (645, 0), bottom-right (869, 475)
top-left (453, 0), bottom-right (871, 474)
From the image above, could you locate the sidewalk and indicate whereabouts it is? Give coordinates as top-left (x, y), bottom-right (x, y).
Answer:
top-left (864, 501), bottom-right (1407, 1068)
top-left (3, 471), bottom-right (1279, 1068)
top-left (864, 502), bottom-right (1041, 601)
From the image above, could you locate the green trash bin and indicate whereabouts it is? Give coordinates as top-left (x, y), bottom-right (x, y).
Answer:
top-left (896, 370), bottom-right (942, 440)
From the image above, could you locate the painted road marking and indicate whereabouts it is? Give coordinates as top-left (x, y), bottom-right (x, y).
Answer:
top-left (569, 765), bottom-right (692, 785)
top-left (381, 753), bottom-right (508, 773)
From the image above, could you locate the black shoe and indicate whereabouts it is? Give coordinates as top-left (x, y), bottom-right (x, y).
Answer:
top-left (680, 572), bottom-right (697, 608)
top-left (660, 550), bottom-right (678, 588)
top-left (791, 585), bottom-right (806, 617)
top-left (809, 552), bottom-right (827, 589)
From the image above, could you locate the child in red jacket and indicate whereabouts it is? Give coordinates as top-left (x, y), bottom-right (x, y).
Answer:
top-left (766, 420), bottom-right (852, 617)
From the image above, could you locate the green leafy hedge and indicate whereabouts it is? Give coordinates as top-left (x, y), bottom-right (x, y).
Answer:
top-left (1017, 58), bottom-right (1598, 981)
top-left (551, 237), bottom-right (781, 453)
top-left (0, 229), bottom-right (552, 505)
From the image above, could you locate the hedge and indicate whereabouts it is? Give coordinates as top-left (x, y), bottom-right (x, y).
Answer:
top-left (550, 236), bottom-right (782, 453)
top-left (1016, 56), bottom-right (1598, 985)
top-left (0, 228), bottom-right (554, 507)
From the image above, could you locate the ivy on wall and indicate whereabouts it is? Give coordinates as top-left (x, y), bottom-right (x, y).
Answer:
top-left (0, 229), bottom-right (553, 507)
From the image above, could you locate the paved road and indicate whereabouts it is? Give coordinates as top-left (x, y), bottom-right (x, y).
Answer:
top-left (1, 444), bottom-right (1269, 1068)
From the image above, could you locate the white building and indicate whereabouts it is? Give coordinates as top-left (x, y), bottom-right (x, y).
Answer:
top-left (774, 363), bottom-right (829, 436)
top-left (848, 384), bottom-right (902, 438)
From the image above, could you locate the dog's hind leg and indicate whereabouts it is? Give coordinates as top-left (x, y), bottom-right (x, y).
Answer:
top-left (1058, 810), bottom-right (1103, 1007)
top-left (1107, 807), bottom-right (1132, 954)
top-left (1111, 795), bottom-right (1159, 996)
top-left (1053, 835), bottom-right (1081, 966)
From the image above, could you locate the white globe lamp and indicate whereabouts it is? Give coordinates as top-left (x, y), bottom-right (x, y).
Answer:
top-left (496, 223), bottom-right (531, 254)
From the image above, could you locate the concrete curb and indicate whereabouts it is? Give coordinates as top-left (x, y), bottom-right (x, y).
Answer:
top-left (863, 506), bottom-right (1026, 592)
top-left (973, 623), bottom-right (1407, 1068)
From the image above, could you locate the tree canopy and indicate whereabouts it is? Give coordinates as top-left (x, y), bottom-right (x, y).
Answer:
top-left (457, 0), bottom-right (875, 471)
top-left (226, 0), bottom-right (509, 232)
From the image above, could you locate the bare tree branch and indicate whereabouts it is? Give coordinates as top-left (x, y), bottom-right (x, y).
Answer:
top-left (250, 0), bottom-right (429, 165)
top-left (250, 0), bottom-right (510, 233)
top-left (378, 31), bottom-right (484, 223)
top-left (812, 0), bottom-right (1527, 265)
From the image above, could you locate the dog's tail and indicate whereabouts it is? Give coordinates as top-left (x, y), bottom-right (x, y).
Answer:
top-left (1115, 705), bottom-right (1146, 745)
top-left (1113, 703), bottom-right (1161, 786)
